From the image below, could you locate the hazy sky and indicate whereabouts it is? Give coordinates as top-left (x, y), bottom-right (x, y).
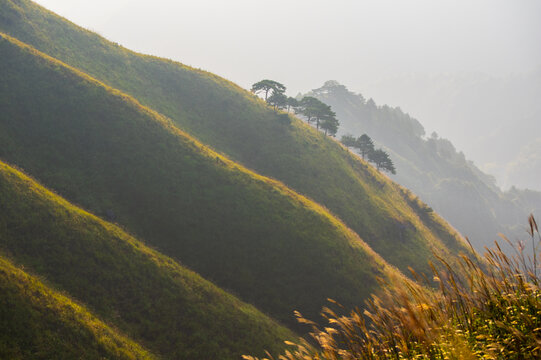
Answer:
top-left (34, 0), bottom-right (541, 96)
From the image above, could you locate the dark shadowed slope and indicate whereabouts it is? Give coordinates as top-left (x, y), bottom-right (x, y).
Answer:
top-left (0, 0), bottom-right (475, 278)
top-left (0, 34), bottom-right (403, 331)
top-left (0, 160), bottom-right (295, 359)
top-left (0, 256), bottom-right (155, 360)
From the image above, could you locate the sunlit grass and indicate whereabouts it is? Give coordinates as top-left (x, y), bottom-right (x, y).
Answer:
top-left (246, 216), bottom-right (541, 359)
top-left (0, 256), bottom-right (156, 359)
top-left (0, 160), bottom-right (295, 359)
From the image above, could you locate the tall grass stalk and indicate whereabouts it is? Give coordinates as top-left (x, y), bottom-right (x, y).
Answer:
top-left (246, 215), bottom-right (541, 359)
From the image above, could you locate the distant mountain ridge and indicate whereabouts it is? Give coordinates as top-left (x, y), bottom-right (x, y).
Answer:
top-left (364, 71), bottom-right (541, 191)
top-left (305, 80), bottom-right (541, 252)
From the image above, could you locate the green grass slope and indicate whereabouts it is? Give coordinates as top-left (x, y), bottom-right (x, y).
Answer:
top-left (0, 160), bottom-right (295, 359)
top-left (0, 34), bottom-right (402, 330)
top-left (0, 0), bottom-right (474, 277)
top-left (0, 256), bottom-right (155, 360)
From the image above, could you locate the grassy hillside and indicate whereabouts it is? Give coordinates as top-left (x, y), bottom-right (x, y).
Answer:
top-left (305, 80), bottom-right (540, 253)
top-left (0, 160), bottom-right (296, 359)
top-left (0, 34), bottom-right (404, 331)
top-left (0, 256), bottom-right (154, 360)
top-left (0, 0), bottom-right (475, 277)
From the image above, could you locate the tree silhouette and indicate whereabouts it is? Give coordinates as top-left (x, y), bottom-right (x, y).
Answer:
top-left (251, 80), bottom-right (286, 101)
top-left (267, 92), bottom-right (287, 110)
top-left (286, 97), bottom-right (298, 113)
top-left (356, 134), bottom-right (374, 159)
top-left (320, 112), bottom-right (339, 136)
top-left (297, 96), bottom-right (321, 124)
top-left (298, 97), bottom-right (337, 133)
top-left (382, 155), bottom-right (396, 174)
top-left (369, 149), bottom-right (396, 174)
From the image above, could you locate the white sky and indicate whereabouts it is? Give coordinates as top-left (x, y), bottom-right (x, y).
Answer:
top-left (34, 0), bottom-right (541, 96)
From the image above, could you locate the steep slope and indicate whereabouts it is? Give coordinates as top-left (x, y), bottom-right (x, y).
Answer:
top-left (0, 0), bottom-right (474, 277)
top-left (0, 33), bottom-right (403, 330)
top-left (0, 256), bottom-right (154, 360)
top-left (0, 160), bottom-right (295, 359)
top-left (305, 80), bottom-right (541, 252)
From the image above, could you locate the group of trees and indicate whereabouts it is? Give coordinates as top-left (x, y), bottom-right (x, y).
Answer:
top-left (296, 96), bottom-right (339, 136)
top-left (251, 80), bottom-right (339, 136)
top-left (341, 134), bottom-right (396, 174)
top-left (251, 80), bottom-right (391, 172)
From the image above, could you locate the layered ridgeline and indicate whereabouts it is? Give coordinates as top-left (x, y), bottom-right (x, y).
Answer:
top-left (0, 258), bottom-right (153, 360)
top-left (0, 0), bottom-right (474, 278)
top-left (305, 80), bottom-right (541, 252)
top-left (0, 33), bottom-right (406, 334)
top-left (0, 161), bottom-right (295, 359)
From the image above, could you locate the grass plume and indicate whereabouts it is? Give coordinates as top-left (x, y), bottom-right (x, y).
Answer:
top-left (247, 215), bottom-right (541, 359)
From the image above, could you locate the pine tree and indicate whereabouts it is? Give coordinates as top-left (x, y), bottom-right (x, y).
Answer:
top-left (251, 80), bottom-right (286, 101)
top-left (356, 134), bottom-right (374, 159)
top-left (368, 149), bottom-right (396, 174)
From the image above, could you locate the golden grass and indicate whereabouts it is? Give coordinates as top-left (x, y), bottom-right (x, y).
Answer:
top-left (246, 215), bottom-right (541, 359)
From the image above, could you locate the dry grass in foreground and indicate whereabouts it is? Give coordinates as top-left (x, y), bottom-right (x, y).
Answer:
top-left (246, 215), bottom-right (541, 359)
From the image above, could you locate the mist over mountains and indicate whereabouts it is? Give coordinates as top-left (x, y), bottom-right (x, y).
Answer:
top-left (304, 80), bottom-right (540, 253)
top-left (363, 70), bottom-right (541, 191)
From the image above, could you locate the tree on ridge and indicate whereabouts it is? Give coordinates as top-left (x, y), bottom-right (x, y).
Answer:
top-left (286, 97), bottom-right (298, 113)
top-left (369, 148), bottom-right (396, 174)
top-left (251, 80), bottom-right (286, 101)
top-left (320, 112), bottom-right (339, 137)
top-left (356, 134), bottom-right (374, 160)
top-left (267, 91), bottom-right (288, 110)
top-left (298, 97), bottom-right (338, 134)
